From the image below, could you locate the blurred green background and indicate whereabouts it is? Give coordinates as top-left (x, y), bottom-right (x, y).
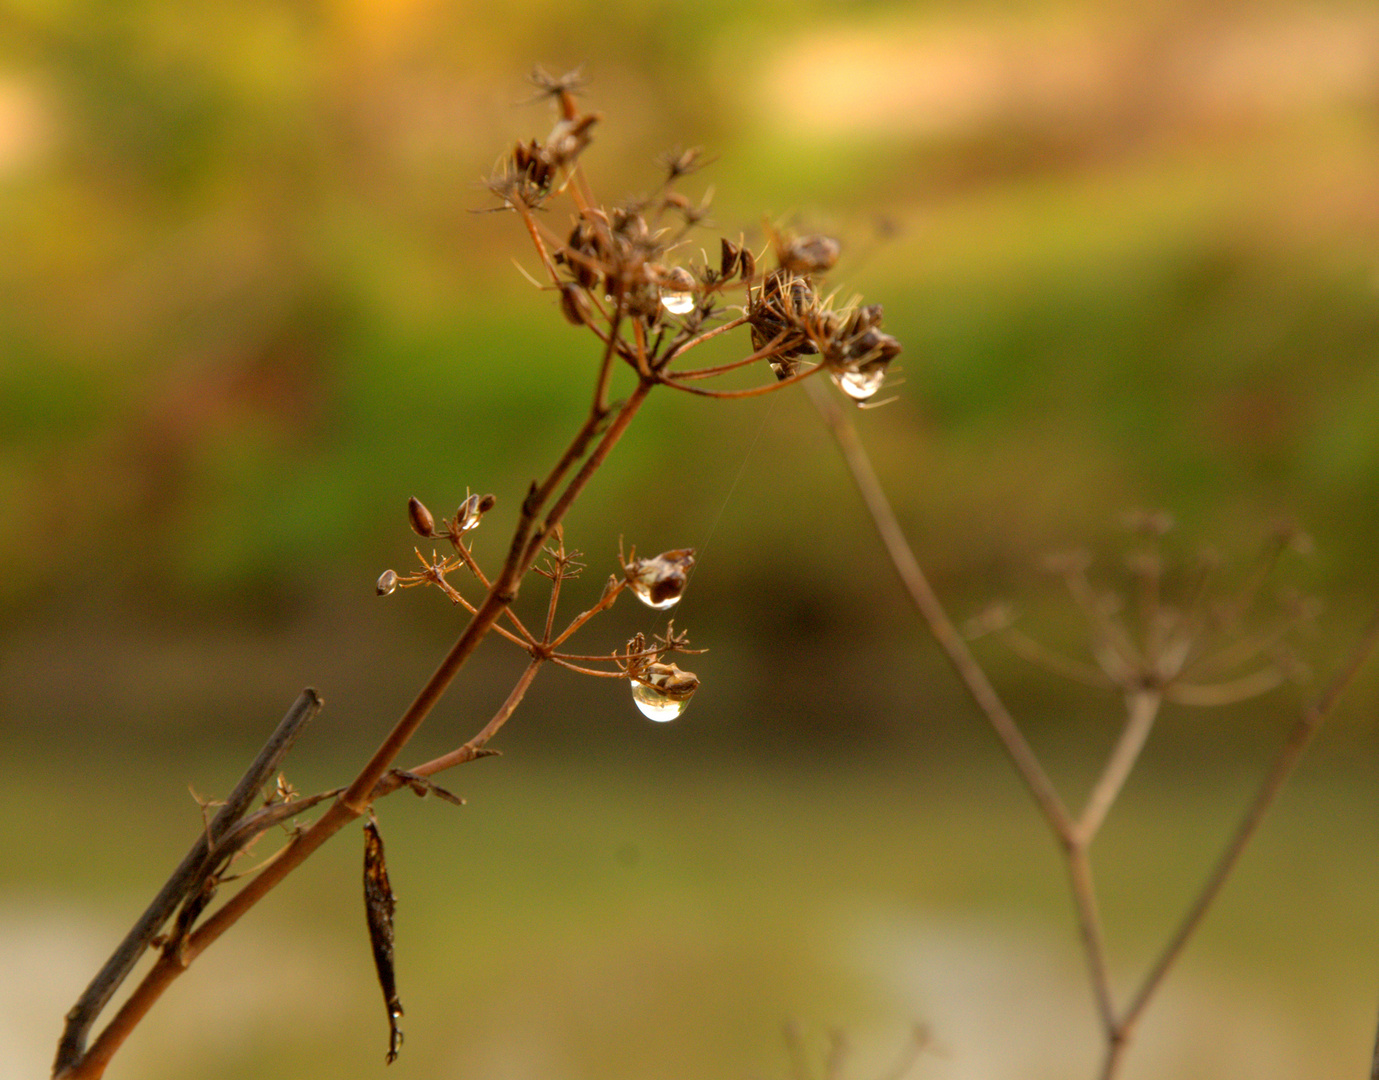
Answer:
top-left (6, 1), bottom-right (1379, 1078)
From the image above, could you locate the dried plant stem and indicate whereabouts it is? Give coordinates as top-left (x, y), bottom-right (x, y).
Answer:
top-left (59, 374), bottom-right (654, 1080)
top-left (373, 656), bottom-right (545, 796)
top-left (810, 376), bottom-right (1379, 1080)
top-left (1074, 690), bottom-right (1160, 846)
top-left (52, 690), bottom-right (322, 1076)
top-left (802, 378), bottom-right (1071, 836)
top-left (1100, 601), bottom-right (1379, 1079)
top-left (1065, 844), bottom-right (1116, 1034)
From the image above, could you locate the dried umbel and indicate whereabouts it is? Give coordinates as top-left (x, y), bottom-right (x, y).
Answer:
top-left (749, 270), bottom-right (823, 379)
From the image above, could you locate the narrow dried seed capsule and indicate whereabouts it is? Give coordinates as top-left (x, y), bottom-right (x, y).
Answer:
top-left (407, 497), bottom-right (435, 538)
top-left (739, 246), bottom-right (756, 281)
top-left (720, 237), bottom-right (741, 279)
top-left (558, 282), bottom-right (592, 326)
top-left (376, 569), bottom-right (399, 596)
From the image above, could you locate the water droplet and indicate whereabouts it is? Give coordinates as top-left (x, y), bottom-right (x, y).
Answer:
top-left (626, 549), bottom-right (696, 609)
top-left (832, 367), bottom-right (886, 401)
top-left (376, 569), bottom-right (399, 596)
top-left (455, 493), bottom-right (484, 532)
top-left (629, 662), bottom-right (699, 722)
top-left (660, 290), bottom-right (695, 316)
top-left (632, 680), bottom-right (687, 721)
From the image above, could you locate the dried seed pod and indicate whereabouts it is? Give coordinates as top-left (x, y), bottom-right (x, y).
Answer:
top-left (659, 266), bottom-right (696, 316)
top-left (739, 245), bottom-right (757, 281)
top-left (455, 493), bottom-right (484, 532)
top-left (376, 569), bottom-right (399, 596)
top-left (558, 282), bottom-right (592, 326)
top-left (477, 493), bottom-right (497, 514)
top-left (720, 238), bottom-right (741, 279)
top-left (363, 817), bottom-right (404, 1064)
top-left (407, 497), bottom-right (435, 538)
top-left (778, 233), bottom-right (840, 275)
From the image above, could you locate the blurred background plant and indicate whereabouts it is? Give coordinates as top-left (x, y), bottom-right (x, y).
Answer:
top-left (6, 2), bottom-right (1379, 1079)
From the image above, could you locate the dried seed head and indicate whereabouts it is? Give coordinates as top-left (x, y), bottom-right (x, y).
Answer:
top-left (660, 145), bottom-right (705, 180)
top-left (661, 266), bottom-right (695, 293)
top-left (407, 497), bottom-right (435, 538)
top-left (376, 569), bottom-right (399, 596)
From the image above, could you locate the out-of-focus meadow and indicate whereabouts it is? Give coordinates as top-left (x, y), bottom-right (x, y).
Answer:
top-left (5, 2), bottom-right (1379, 1078)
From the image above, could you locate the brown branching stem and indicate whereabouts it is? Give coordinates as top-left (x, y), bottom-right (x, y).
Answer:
top-left (806, 377), bottom-right (1379, 1080)
top-left (53, 690), bottom-right (322, 1076)
top-left (57, 368), bottom-right (656, 1080)
top-left (1102, 600), bottom-right (1379, 1079)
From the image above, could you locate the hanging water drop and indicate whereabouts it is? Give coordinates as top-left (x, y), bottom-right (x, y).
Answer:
top-left (626, 548), bottom-right (696, 609)
top-left (660, 290), bottom-right (695, 316)
top-left (659, 266), bottom-right (696, 316)
top-left (630, 662), bottom-right (699, 722)
top-left (832, 367), bottom-right (886, 402)
top-left (632, 680), bottom-right (687, 721)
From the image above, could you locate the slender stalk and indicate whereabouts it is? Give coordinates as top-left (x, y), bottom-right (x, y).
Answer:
top-left (1074, 691), bottom-right (1161, 846)
top-left (374, 656), bottom-right (546, 793)
top-left (803, 378), bottom-right (1072, 837)
top-left (1065, 844), bottom-right (1117, 1034)
top-left (53, 690), bottom-right (322, 1076)
top-left (660, 360), bottom-right (825, 400)
top-left (1114, 602), bottom-right (1379, 1043)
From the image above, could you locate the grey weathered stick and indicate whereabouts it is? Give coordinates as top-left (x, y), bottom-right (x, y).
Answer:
top-left (53, 688), bottom-right (322, 1076)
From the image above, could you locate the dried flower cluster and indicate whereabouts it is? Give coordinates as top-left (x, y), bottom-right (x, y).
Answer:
top-left (488, 66), bottom-right (903, 403)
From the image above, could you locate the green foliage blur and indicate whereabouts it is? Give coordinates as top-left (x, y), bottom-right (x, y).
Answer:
top-left (5, 0), bottom-right (1379, 747)
top-left (6, 1), bottom-right (1379, 1077)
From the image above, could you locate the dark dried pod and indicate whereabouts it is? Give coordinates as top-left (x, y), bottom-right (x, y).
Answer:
top-left (778, 234), bottom-right (841, 275)
top-left (661, 266), bottom-right (695, 293)
top-left (376, 569), bottom-right (399, 596)
top-left (720, 238), bottom-right (741, 279)
top-left (644, 662), bottom-right (700, 701)
top-left (407, 497), bottom-right (435, 538)
top-left (363, 818), bottom-right (404, 1064)
top-left (739, 245), bottom-right (757, 281)
top-left (846, 303), bottom-right (884, 337)
top-left (558, 282), bottom-right (592, 326)
top-left (477, 493), bottom-right (497, 514)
